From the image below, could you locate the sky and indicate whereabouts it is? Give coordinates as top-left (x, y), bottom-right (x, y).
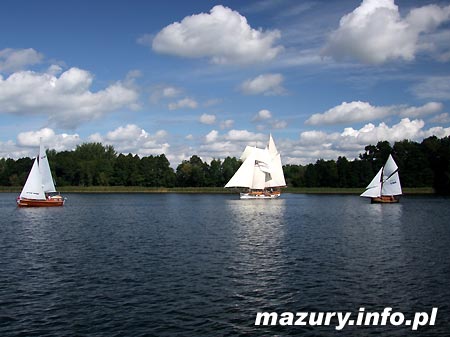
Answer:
top-left (1, 0), bottom-right (450, 166)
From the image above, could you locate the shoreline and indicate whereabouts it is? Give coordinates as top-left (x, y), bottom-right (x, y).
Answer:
top-left (0, 186), bottom-right (435, 194)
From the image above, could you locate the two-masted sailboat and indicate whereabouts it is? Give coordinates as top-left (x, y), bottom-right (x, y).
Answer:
top-left (225, 134), bottom-right (286, 199)
top-left (360, 154), bottom-right (402, 203)
top-left (17, 141), bottom-right (65, 207)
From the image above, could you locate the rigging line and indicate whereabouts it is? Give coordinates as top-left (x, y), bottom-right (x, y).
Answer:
top-left (382, 168), bottom-right (399, 184)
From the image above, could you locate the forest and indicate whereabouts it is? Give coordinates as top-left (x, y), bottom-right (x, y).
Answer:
top-left (1, 136), bottom-right (449, 194)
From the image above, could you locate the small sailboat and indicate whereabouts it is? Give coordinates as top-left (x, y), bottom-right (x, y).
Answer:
top-left (17, 141), bottom-right (65, 207)
top-left (360, 154), bottom-right (402, 203)
top-left (225, 134), bottom-right (286, 199)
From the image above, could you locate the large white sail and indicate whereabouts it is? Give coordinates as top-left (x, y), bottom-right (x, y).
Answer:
top-left (360, 168), bottom-right (382, 198)
top-left (266, 134), bottom-right (286, 187)
top-left (225, 151), bottom-right (257, 188)
top-left (39, 142), bottom-right (56, 193)
top-left (382, 154), bottom-right (398, 180)
top-left (20, 158), bottom-right (46, 200)
top-left (382, 171), bottom-right (402, 196)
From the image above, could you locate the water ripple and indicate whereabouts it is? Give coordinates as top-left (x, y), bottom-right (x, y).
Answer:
top-left (0, 193), bottom-right (449, 336)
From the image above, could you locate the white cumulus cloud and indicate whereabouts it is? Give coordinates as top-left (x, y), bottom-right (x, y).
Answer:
top-left (286, 118), bottom-right (450, 164)
top-left (205, 130), bottom-right (219, 143)
top-left (90, 124), bottom-right (170, 156)
top-left (16, 128), bottom-right (81, 152)
top-left (322, 0), bottom-right (450, 64)
top-left (0, 48), bottom-right (44, 73)
top-left (252, 109), bottom-right (272, 121)
top-left (240, 73), bottom-right (286, 95)
top-left (199, 113), bottom-right (216, 125)
top-left (168, 97), bottom-right (198, 110)
top-left (151, 5), bottom-right (283, 65)
top-left (305, 101), bottom-right (443, 125)
top-left (0, 67), bottom-right (139, 129)
top-left (150, 85), bottom-right (182, 103)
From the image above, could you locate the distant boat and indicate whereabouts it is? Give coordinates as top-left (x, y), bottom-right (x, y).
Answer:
top-left (17, 141), bottom-right (65, 207)
top-left (225, 134), bottom-right (286, 199)
top-left (360, 154), bottom-right (402, 203)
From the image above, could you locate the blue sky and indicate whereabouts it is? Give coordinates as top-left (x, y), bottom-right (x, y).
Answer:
top-left (1, 0), bottom-right (449, 165)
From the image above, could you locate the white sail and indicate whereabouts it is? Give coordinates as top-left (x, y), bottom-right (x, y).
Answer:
top-left (252, 162), bottom-right (269, 189)
top-left (262, 134), bottom-right (286, 187)
top-left (19, 158), bottom-right (46, 200)
top-left (225, 151), bottom-right (257, 188)
top-left (240, 146), bottom-right (256, 161)
top-left (39, 142), bottom-right (56, 193)
top-left (382, 154), bottom-right (398, 180)
top-left (360, 168), bottom-right (382, 198)
top-left (382, 171), bottom-right (402, 196)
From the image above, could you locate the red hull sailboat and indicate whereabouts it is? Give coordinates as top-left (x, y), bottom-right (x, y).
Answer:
top-left (17, 141), bottom-right (65, 207)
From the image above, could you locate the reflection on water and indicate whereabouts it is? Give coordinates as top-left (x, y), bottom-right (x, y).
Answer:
top-left (225, 199), bottom-right (289, 313)
top-left (1, 193), bottom-right (449, 336)
top-left (365, 202), bottom-right (403, 225)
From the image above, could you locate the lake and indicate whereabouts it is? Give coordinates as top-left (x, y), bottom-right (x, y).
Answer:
top-left (0, 193), bottom-right (449, 336)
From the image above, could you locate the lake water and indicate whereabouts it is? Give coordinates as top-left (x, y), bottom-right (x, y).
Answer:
top-left (0, 193), bottom-right (449, 336)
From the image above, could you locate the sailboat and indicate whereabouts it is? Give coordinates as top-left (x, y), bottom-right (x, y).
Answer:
top-left (225, 134), bottom-right (286, 199)
top-left (17, 141), bottom-right (65, 207)
top-left (360, 154), bottom-right (402, 203)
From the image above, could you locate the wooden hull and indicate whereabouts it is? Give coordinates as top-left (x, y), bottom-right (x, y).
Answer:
top-left (371, 196), bottom-right (400, 204)
top-left (240, 191), bottom-right (281, 199)
top-left (17, 196), bottom-right (65, 207)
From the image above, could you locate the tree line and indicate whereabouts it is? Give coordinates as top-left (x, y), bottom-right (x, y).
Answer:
top-left (1, 136), bottom-right (449, 194)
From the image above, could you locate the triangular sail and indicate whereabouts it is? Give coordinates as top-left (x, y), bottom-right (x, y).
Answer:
top-left (39, 142), bottom-right (56, 193)
top-left (225, 152), bottom-right (257, 188)
top-left (382, 154), bottom-right (398, 180)
top-left (382, 171), bottom-right (402, 196)
top-left (360, 168), bottom-right (382, 198)
top-left (20, 158), bottom-right (46, 200)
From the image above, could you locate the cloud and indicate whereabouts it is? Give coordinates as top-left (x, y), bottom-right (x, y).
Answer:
top-left (150, 85), bottom-right (182, 103)
top-left (271, 120), bottom-right (288, 129)
top-left (240, 73), bottom-right (286, 95)
top-left (220, 119), bottom-right (234, 129)
top-left (429, 113), bottom-right (450, 124)
top-left (251, 108), bottom-right (287, 131)
top-left (205, 130), bottom-right (219, 143)
top-left (16, 128), bottom-right (81, 152)
top-left (398, 102), bottom-right (443, 118)
top-left (225, 129), bottom-right (266, 142)
top-left (252, 109), bottom-right (272, 121)
top-left (168, 97), bottom-right (198, 110)
top-left (0, 67), bottom-right (139, 129)
top-left (0, 128), bottom-right (80, 158)
top-left (305, 101), bottom-right (443, 125)
top-left (411, 76), bottom-right (450, 100)
top-left (339, 118), bottom-right (426, 145)
top-left (89, 124), bottom-right (170, 156)
top-left (151, 5), bottom-right (283, 65)
top-left (199, 113), bottom-right (216, 125)
top-left (283, 118), bottom-right (450, 164)
top-left (0, 48), bottom-right (44, 73)
top-left (322, 0), bottom-right (450, 64)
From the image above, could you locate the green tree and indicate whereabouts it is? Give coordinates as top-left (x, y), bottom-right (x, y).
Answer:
top-left (176, 155), bottom-right (208, 187)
